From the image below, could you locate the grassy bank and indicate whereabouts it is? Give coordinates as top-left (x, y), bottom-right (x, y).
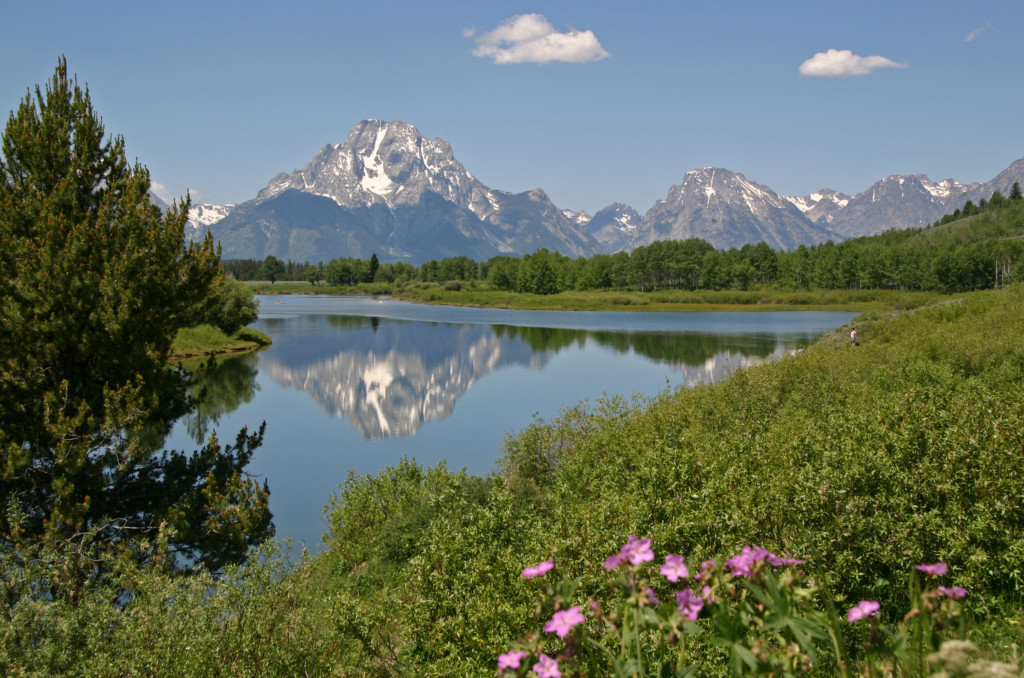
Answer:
top-left (168, 324), bottom-right (271, 361)
top-left (392, 285), bottom-right (951, 312)
top-left (245, 278), bottom-right (951, 313)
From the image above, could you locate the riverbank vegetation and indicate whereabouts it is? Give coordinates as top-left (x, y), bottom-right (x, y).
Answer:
top-left (169, 324), bottom-right (270, 361)
top-left (229, 194), bottom-right (1022, 315)
top-left (169, 278), bottom-right (268, 360)
top-left (240, 279), bottom-right (949, 312)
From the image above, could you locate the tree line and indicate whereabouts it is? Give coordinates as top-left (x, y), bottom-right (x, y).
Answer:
top-left (227, 186), bottom-right (1024, 295)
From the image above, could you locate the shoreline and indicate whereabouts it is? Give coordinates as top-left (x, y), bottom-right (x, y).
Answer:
top-left (168, 325), bottom-right (272, 363)
top-left (242, 282), bottom-right (948, 314)
top-left (167, 342), bottom-right (265, 363)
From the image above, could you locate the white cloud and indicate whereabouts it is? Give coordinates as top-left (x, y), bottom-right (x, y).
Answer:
top-left (469, 13), bottom-right (609, 65)
top-left (799, 49), bottom-right (907, 78)
top-left (965, 24), bottom-right (990, 42)
top-left (149, 181), bottom-right (173, 203)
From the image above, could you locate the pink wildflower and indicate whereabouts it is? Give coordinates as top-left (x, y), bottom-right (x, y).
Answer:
top-left (915, 562), bottom-right (948, 576)
top-left (937, 586), bottom-right (967, 599)
top-left (544, 606), bottom-right (585, 638)
top-left (676, 588), bottom-right (704, 621)
top-left (605, 535), bottom-right (654, 569)
top-left (847, 600), bottom-right (880, 622)
top-left (498, 649), bottom-right (526, 673)
top-left (726, 545), bottom-right (770, 577)
top-left (522, 559), bottom-right (554, 579)
top-left (767, 553), bottom-right (805, 566)
top-left (534, 653), bottom-right (561, 678)
top-left (660, 554), bottom-right (690, 583)
top-left (622, 535), bottom-right (655, 565)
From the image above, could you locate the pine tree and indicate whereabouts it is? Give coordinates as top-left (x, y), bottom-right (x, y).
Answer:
top-left (368, 252), bottom-right (380, 282)
top-left (0, 59), bottom-right (272, 593)
top-left (1011, 181), bottom-right (1022, 201)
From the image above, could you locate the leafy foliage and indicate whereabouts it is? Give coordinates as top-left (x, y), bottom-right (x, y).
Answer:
top-left (3, 283), bottom-right (1023, 673)
top-left (258, 254), bottom-right (285, 283)
top-left (203, 277), bottom-right (259, 334)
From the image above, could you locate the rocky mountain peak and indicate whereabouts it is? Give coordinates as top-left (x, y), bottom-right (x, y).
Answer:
top-left (562, 208), bottom-right (592, 226)
top-left (204, 120), bottom-right (600, 262)
top-left (254, 119), bottom-right (498, 220)
top-left (183, 117), bottom-right (1024, 261)
top-left (634, 168), bottom-right (841, 250)
top-left (585, 202), bottom-right (641, 253)
top-left (784, 189), bottom-right (852, 224)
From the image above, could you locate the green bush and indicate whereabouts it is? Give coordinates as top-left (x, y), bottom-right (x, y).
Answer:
top-left (206, 277), bottom-right (260, 334)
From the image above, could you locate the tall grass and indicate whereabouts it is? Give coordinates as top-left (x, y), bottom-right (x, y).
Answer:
top-left (169, 323), bottom-right (270, 360)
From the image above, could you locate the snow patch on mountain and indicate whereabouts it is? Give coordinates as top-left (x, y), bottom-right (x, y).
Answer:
top-left (185, 203), bottom-right (235, 241)
top-left (190, 203), bottom-right (235, 227)
top-left (562, 209), bottom-right (592, 226)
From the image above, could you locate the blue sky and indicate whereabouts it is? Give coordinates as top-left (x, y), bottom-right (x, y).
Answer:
top-left (3, 1), bottom-right (1022, 215)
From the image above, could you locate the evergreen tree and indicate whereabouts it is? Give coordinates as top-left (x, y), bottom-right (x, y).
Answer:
top-left (0, 59), bottom-right (271, 595)
top-left (368, 252), bottom-right (380, 282)
top-left (1011, 181), bottom-right (1022, 201)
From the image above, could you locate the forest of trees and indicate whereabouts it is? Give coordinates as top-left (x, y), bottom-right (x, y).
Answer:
top-left (225, 187), bottom-right (1024, 296)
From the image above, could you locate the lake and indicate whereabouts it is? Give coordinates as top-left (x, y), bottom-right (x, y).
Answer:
top-left (164, 295), bottom-right (857, 551)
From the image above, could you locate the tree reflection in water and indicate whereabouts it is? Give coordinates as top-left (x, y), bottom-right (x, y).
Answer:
top-left (182, 352), bottom-right (261, 444)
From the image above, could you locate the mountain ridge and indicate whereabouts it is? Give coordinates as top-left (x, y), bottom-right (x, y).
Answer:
top-left (186, 119), bottom-right (1024, 260)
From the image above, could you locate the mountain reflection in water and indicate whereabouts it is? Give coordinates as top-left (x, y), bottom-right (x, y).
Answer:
top-left (168, 298), bottom-right (857, 550)
top-left (189, 313), bottom-right (806, 442)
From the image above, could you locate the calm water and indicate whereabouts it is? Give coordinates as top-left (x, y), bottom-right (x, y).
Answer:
top-left (164, 295), bottom-right (856, 550)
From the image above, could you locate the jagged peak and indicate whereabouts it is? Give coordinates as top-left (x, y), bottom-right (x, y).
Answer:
top-left (593, 202), bottom-right (639, 217)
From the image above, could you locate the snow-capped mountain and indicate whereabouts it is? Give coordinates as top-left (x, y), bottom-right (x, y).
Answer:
top-left (630, 168), bottom-right (842, 251)
top-left (186, 203), bottom-right (235, 241)
top-left (256, 120), bottom-right (497, 217)
top-left (562, 209), bottom-right (591, 227)
top-left (182, 118), bottom-right (1024, 260)
top-left (786, 159), bottom-right (1024, 239)
top-left (820, 175), bottom-right (974, 238)
top-left (207, 119), bottom-right (600, 263)
top-left (584, 202), bottom-right (641, 253)
top-left (784, 189), bottom-right (852, 226)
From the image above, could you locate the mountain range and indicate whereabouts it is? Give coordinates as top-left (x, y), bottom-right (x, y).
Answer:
top-left (185, 120), bottom-right (1024, 263)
